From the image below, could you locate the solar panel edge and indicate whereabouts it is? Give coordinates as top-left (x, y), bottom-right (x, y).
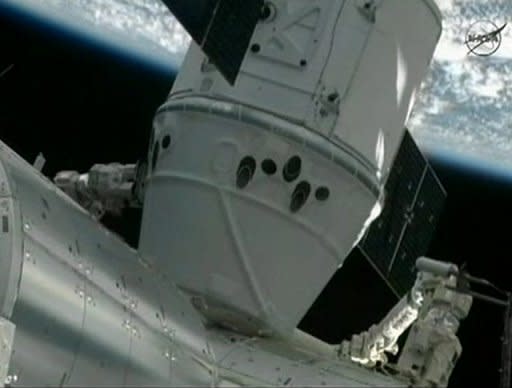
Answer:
top-left (358, 130), bottom-right (446, 297)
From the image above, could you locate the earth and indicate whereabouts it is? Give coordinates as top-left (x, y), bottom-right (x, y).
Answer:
top-left (2, 0), bottom-right (512, 174)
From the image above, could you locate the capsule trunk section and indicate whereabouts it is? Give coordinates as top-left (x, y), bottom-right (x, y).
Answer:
top-left (139, 0), bottom-right (442, 335)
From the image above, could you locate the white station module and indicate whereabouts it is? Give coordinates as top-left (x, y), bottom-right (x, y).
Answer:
top-left (139, 0), bottom-right (442, 336)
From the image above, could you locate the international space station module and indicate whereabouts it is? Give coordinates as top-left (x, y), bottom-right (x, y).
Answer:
top-left (1, 0), bottom-right (476, 386)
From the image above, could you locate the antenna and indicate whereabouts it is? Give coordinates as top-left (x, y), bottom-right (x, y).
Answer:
top-left (450, 269), bottom-right (511, 388)
top-left (501, 295), bottom-right (512, 388)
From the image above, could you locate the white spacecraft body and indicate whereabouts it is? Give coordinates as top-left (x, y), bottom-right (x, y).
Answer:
top-left (139, 0), bottom-right (442, 336)
top-left (0, 0), bottom-right (473, 387)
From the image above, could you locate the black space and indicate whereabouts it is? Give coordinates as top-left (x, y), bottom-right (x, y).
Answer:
top-left (0, 5), bottom-right (508, 387)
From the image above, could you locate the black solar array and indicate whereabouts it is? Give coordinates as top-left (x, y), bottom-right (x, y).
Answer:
top-left (162, 0), bottom-right (218, 43)
top-left (358, 130), bottom-right (446, 297)
top-left (162, 0), bottom-right (263, 84)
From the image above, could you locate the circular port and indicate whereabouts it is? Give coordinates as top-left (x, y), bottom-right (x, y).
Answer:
top-left (315, 187), bottom-right (330, 201)
top-left (290, 181), bottom-right (311, 213)
top-left (261, 159), bottom-right (277, 175)
top-left (162, 134), bottom-right (171, 149)
top-left (260, 2), bottom-right (276, 22)
top-left (283, 156), bottom-right (302, 182)
top-left (236, 156), bottom-right (257, 189)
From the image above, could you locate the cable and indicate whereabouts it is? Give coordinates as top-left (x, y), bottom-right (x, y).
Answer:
top-left (317, 3), bottom-right (345, 86)
top-left (460, 270), bottom-right (509, 297)
top-left (0, 64), bottom-right (14, 79)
